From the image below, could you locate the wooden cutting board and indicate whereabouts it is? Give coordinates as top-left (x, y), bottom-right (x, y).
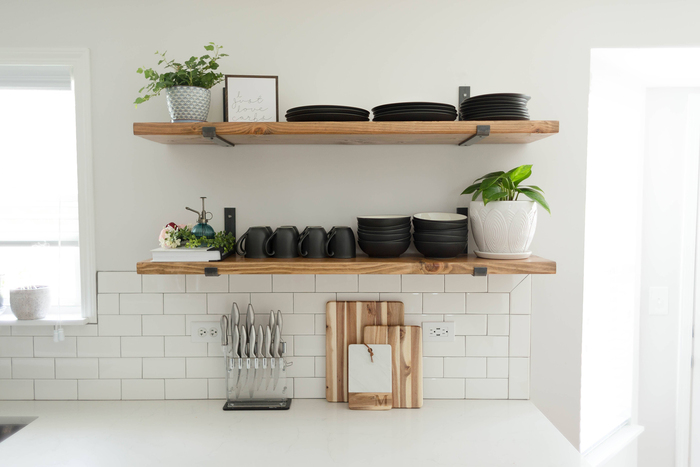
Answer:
top-left (363, 325), bottom-right (423, 408)
top-left (326, 301), bottom-right (404, 402)
top-left (348, 344), bottom-right (393, 410)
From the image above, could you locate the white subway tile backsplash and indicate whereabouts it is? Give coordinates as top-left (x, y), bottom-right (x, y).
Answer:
top-left (294, 293), bottom-right (335, 314)
top-left (379, 293), bottom-right (422, 314)
top-left (336, 292), bottom-right (379, 301)
top-left (35, 380), bottom-right (77, 400)
top-left (423, 293), bottom-right (465, 314)
top-left (34, 337), bottom-right (76, 357)
top-left (121, 337), bottom-right (164, 357)
top-left (12, 358), bottom-right (54, 379)
top-left (99, 316), bottom-right (141, 336)
top-left (164, 294), bottom-right (207, 315)
top-left (445, 275), bottom-right (487, 293)
top-left (11, 325), bottom-right (53, 337)
top-left (273, 274), bottom-right (315, 292)
top-left (142, 275), bottom-right (186, 293)
top-left (465, 379), bottom-right (508, 399)
top-left (294, 336), bottom-right (325, 356)
top-left (165, 337), bottom-right (208, 357)
top-left (488, 274), bottom-right (527, 293)
top-left (402, 275), bottom-right (444, 293)
top-left (510, 315), bottom-right (530, 357)
top-left (282, 336), bottom-right (294, 356)
top-left (250, 293), bottom-right (293, 314)
top-left (510, 275), bottom-right (532, 315)
top-left (487, 358), bottom-right (509, 378)
top-left (186, 358), bottom-right (224, 378)
top-left (56, 358), bottom-right (98, 379)
top-left (0, 337), bottom-right (34, 357)
top-left (488, 315), bottom-right (510, 336)
top-left (424, 378), bottom-right (465, 399)
top-left (467, 293), bottom-right (509, 314)
top-left (208, 343), bottom-right (224, 357)
top-left (509, 358), bottom-right (530, 399)
top-left (314, 357), bottom-right (325, 377)
top-left (281, 314), bottom-right (315, 335)
top-left (98, 294), bottom-right (120, 315)
top-left (63, 325), bottom-right (99, 337)
top-left (423, 337), bottom-right (466, 357)
top-left (208, 378), bottom-right (226, 399)
top-left (0, 358), bottom-right (11, 378)
top-left (444, 357), bottom-right (486, 378)
top-left (230, 275), bottom-right (272, 293)
top-left (122, 379), bottom-right (165, 400)
top-left (120, 294), bottom-right (163, 315)
top-left (465, 336), bottom-right (509, 357)
top-left (406, 315), bottom-right (442, 327)
top-left (77, 337), bottom-right (120, 357)
top-left (98, 272), bottom-right (141, 293)
top-left (142, 315), bottom-right (185, 336)
top-left (0, 380), bottom-right (34, 399)
top-left (316, 275), bottom-right (358, 292)
top-left (314, 314), bottom-right (326, 334)
top-left (447, 315), bottom-right (487, 335)
top-left (207, 293), bottom-right (250, 315)
top-left (359, 275), bottom-right (401, 292)
top-left (99, 358), bottom-right (142, 379)
top-left (165, 379), bottom-right (208, 399)
top-left (294, 378), bottom-right (325, 398)
top-left (78, 380), bottom-right (121, 400)
top-left (286, 357), bottom-right (315, 377)
top-left (186, 275), bottom-right (228, 293)
top-left (423, 357), bottom-right (444, 378)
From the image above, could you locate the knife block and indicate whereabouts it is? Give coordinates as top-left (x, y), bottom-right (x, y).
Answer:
top-left (223, 346), bottom-right (293, 411)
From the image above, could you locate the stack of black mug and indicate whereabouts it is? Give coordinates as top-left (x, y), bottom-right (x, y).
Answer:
top-left (236, 226), bottom-right (356, 259)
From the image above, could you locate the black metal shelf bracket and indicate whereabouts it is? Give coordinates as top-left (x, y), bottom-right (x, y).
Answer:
top-left (459, 125), bottom-right (491, 146)
top-left (473, 267), bottom-right (488, 277)
top-left (202, 127), bottom-right (234, 148)
top-left (204, 267), bottom-right (220, 277)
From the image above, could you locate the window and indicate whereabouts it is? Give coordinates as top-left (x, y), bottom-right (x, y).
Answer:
top-left (0, 50), bottom-right (94, 323)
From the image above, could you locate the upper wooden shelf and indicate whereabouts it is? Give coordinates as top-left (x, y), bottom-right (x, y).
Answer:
top-left (133, 121), bottom-right (559, 146)
top-left (136, 254), bottom-right (556, 276)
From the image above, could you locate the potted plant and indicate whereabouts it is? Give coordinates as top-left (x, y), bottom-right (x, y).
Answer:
top-left (462, 164), bottom-right (550, 259)
top-left (134, 42), bottom-right (228, 123)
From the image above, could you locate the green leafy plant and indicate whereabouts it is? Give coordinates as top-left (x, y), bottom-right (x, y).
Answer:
top-left (461, 164), bottom-right (550, 213)
top-left (161, 224), bottom-right (236, 253)
top-left (134, 42), bottom-right (228, 106)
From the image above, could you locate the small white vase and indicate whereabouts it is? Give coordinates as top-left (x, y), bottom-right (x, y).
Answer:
top-left (9, 286), bottom-right (51, 320)
top-left (469, 200), bottom-right (538, 258)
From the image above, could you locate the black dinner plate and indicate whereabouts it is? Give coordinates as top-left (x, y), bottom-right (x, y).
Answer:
top-left (286, 105), bottom-right (369, 116)
top-left (461, 93), bottom-right (531, 102)
top-left (460, 102), bottom-right (530, 112)
top-left (462, 110), bottom-right (531, 118)
top-left (463, 116), bottom-right (531, 121)
top-left (373, 111), bottom-right (457, 122)
top-left (372, 102), bottom-right (456, 113)
top-left (286, 113), bottom-right (370, 122)
top-left (286, 110), bottom-right (370, 119)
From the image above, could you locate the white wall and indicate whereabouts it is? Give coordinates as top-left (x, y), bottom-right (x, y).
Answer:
top-left (2, 0), bottom-right (700, 447)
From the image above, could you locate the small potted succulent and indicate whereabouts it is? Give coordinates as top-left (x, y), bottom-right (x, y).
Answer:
top-left (135, 42), bottom-right (228, 122)
top-left (462, 164), bottom-right (550, 259)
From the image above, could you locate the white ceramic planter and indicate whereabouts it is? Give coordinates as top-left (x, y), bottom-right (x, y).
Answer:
top-left (9, 286), bottom-right (51, 320)
top-left (469, 200), bottom-right (538, 259)
top-left (165, 86), bottom-right (211, 122)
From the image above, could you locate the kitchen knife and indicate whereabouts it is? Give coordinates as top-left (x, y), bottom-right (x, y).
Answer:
top-left (220, 315), bottom-right (230, 348)
top-left (231, 325), bottom-right (240, 395)
top-left (272, 325), bottom-right (281, 390)
top-left (235, 325), bottom-right (247, 399)
top-left (246, 304), bottom-right (255, 337)
top-left (276, 310), bottom-right (284, 355)
top-left (268, 311), bottom-right (276, 354)
top-left (231, 302), bottom-right (239, 349)
top-left (255, 325), bottom-right (265, 391)
top-left (248, 325), bottom-right (257, 398)
top-left (264, 325), bottom-right (273, 390)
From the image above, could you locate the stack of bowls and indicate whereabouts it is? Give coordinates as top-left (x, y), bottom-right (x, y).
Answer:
top-left (357, 216), bottom-right (411, 257)
top-left (412, 213), bottom-right (468, 259)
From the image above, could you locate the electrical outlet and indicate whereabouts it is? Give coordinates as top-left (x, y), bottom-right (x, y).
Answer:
top-left (191, 321), bottom-right (221, 343)
top-left (422, 322), bottom-right (455, 342)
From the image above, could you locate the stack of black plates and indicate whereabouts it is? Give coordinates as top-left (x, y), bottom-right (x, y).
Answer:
top-left (286, 105), bottom-right (370, 122)
top-left (460, 93), bottom-right (531, 121)
top-left (412, 213), bottom-right (468, 259)
top-left (372, 102), bottom-right (457, 122)
top-left (357, 216), bottom-right (411, 258)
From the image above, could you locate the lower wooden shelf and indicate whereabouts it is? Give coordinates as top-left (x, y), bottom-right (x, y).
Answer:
top-left (136, 254), bottom-right (556, 276)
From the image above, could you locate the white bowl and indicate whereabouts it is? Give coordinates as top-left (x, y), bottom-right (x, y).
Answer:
top-left (10, 286), bottom-right (51, 320)
top-left (413, 212), bottom-right (467, 221)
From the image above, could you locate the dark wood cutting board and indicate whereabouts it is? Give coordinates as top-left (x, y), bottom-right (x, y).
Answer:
top-left (325, 301), bottom-right (404, 402)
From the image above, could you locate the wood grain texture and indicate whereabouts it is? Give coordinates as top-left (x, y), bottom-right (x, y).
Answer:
top-left (348, 393), bottom-right (393, 411)
top-left (326, 302), bottom-right (404, 402)
top-left (133, 121), bottom-right (559, 146)
top-left (137, 254), bottom-right (556, 275)
top-left (364, 325), bottom-right (423, 409)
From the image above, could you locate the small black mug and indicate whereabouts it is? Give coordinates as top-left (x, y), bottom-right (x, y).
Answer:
top-left (266, 226), bottom-right (300, 258)
top-left (326, 226), bottom-right (356, 259)
top-left (298, 226), bottom-right (327, 258)
top-left (236, 226), bottom-right (273, 258)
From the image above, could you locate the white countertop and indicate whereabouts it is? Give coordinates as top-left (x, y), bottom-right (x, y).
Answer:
top-left (0, 399), bottom-right (589, 467)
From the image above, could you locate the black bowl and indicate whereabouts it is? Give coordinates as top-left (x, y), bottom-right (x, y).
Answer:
top-left (414, 241), bottom-right (468, 259)
top-left (357, 216), bottom-right (411, 228)
top-left (413, 231), bottom-right (468, 243)
top-left (358, 239), bottom-right (411, 258)
top-left (358, 231), bottom-right (412, 242)
top-left (413, 217), bottom-right (468, 231)
top-left (357, 225), bottom-right (411, 234)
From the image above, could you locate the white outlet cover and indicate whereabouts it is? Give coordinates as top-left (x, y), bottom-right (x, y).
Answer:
top-left (191, 321), bottom-right (221, 343)
top-left (422, 321), bottom-right (455, 342)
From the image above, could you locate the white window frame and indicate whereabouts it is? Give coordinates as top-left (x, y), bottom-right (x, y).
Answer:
top-left (0, 48), bottom-right (95, 324)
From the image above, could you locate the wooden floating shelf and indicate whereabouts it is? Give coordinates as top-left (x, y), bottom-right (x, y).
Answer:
top-left (136, 254), bottom-right (556, 276)
top-left (133, 121), bottom-right (559, 146)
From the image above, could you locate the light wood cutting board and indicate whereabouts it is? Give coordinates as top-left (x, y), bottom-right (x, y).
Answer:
top-left (363, 325), bottom-right (423, 408)
top-left (326, 301), bottom-right (404, 402)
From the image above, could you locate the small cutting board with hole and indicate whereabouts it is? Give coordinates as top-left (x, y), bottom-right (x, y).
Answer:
top-left (364, 325), bottom-right (423, 408)
top-left (326, 301), bottom-right (404, 402)
top-left (348, 344), bottom-right (392, 410)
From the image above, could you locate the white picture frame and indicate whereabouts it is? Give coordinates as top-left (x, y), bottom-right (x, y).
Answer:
top-left (224, 75), bottom-right (279, 122)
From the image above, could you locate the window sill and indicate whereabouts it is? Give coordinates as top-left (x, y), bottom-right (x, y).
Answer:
top-left (584, 424), bottom-right (644, 467)
top-left (0, 306), bottom-right (88, 326)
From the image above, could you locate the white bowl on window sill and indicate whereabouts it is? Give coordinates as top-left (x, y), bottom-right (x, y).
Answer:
top-left (9, 286), bottom-right (51, 320)
top-left (469, 200), bottom-right (538, 259)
